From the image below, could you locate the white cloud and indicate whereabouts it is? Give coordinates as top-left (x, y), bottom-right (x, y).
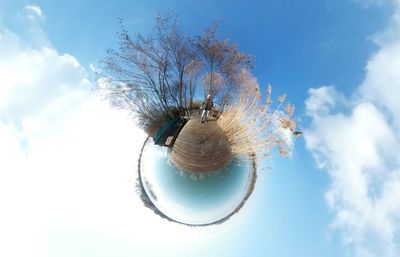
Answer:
top-left (89, 63), bottom-right (102, 73)
top-left (0, 19), bottom-right (236, 257)
top-left (0, 29), bottom-right (89, 143)
top-left (359, 42), bottom-right (400, 126)
top-left (305, 85), bottom-right (346, 118)
top-left (24, 4), bottom-right (43, 20)
top-left (305, 2), bottom-right (400, 256)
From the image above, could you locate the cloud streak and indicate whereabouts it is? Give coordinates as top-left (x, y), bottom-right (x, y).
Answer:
top-left (24, 5), bottom-right (43, 19)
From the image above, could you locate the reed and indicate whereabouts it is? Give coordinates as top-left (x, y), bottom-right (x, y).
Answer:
top-left (217, 71), bottom-right (299, 161)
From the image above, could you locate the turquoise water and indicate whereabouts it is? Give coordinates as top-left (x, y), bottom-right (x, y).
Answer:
top-left (140, 140), bottom-right (255, 225)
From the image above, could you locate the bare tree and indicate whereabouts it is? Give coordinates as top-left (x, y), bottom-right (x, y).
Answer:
top-left (99, 14), bottom-right (201, 133)
top-left (195, 22), bottom-right (254, 110)
top-left (155, 14), bottom-right (199, 114)
top-left (98, 13), bottom-right (254, 134)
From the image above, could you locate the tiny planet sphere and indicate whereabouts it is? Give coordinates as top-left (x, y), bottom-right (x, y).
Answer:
top-left (137, 112), bottom-right (260, 225)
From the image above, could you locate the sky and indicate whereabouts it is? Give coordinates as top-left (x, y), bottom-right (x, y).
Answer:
top-left (1, 0), bottom-right (400, 257)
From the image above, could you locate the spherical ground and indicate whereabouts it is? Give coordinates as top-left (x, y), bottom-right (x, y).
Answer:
top-left (139, 139), bottom-right (256, 226)
top-left (170, 117), bottom-right (233, 173)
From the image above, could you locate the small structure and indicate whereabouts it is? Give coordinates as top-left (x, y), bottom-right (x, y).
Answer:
top-left (153, 117), bottom-right (188, 147)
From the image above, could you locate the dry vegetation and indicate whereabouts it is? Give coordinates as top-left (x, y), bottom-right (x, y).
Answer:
top-left (98, 13), bottom-right (253, 133)
top-left (218, 70), bottom-right (300, 161)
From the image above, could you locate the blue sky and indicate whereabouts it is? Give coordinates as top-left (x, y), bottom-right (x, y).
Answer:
top-left (1, 1), bottom-right (400, 257)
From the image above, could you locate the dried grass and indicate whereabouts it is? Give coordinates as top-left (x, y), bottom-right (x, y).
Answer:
top-left (217, 71), bottom-right (299, 161)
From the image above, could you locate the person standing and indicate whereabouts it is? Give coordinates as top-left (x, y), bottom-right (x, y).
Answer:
top-left (201, 94), bottom-right (213, 123)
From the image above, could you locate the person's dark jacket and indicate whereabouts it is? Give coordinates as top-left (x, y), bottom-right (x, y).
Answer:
top-left (203, 99), bottom-right (213, 110)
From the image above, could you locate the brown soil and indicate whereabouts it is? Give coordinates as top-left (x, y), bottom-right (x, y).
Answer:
top-left (170, 115), bottom-right (233, 173)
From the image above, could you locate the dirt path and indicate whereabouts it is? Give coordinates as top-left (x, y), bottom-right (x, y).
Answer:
top-left (171, 115), bottom-right (233, 173)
